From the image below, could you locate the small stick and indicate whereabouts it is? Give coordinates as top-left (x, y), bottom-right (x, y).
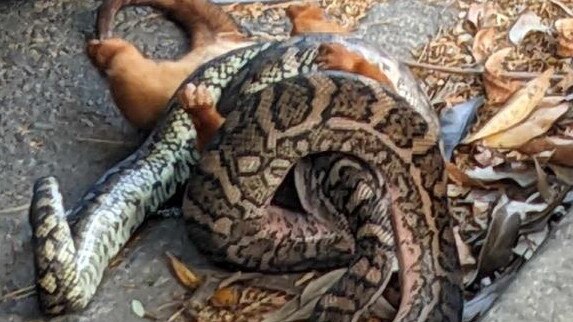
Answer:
top-left (550, 0), bottom-right (573, 16)
top-left (0, 204), bottom-right (29, 215)
top-left (75, 136), bottom-right (138, 147)
top-left (155, 300), bottom-right (182, 312)
top-left (0, 285), bottom-right (35, 302)
top-left (402, 60), bottom-right (566, 80)
top-left (167, 306), bottom-right (186, 322)
top-left (12, 290), bottom-right (36, 301)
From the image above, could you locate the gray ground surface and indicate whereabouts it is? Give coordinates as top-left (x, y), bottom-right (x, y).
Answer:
top-left (0, 0), bottom-right (571, 321)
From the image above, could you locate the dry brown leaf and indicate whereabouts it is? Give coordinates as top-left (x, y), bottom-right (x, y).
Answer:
top-left (294, 272), bottom-right (316, 287)
top-left (519, 136), bottom-right (573, 167)
top-left (465, 166), bottom-right (537, 187)
top-left (466, 1), bottom-right (498, 30)
top-left (448, 183), bottom-right (471, 198)
top-left (209, 287), bottom-right (240, 307)
top-left (504, 199), bottom-right (548, 221)
top-left (555, 65), bottom-right (573, 93)
top-left (369, 296), bottom-right (397, 321)
top-left (166, 252), bottom-right (202, 290)
top-left (476, 195), bottom-right (520, 276)
top-left (472, 28), bottom-right (497, 62)
top-left (540, 96), bottom-right (567, 107)
top-left (466, 68), bottom-right (554, 143)
top-left (263, 269), bottom-right (346, 322)
top-left (549, 163), bottom-right (573, 185)
top-left (218, 272), bottom-right (263, 289)
top-left (198, 286), bottom-right (292, 322)
top-left (466, 2), bottom-right (485, 30)
top-left (482, 48), bottom-right (524, 104)
top-left (446, 162), bottom-right (487, 188)
top-left (474, 147), bottom-right (506, 167)
top-left (482, 103), bottom-right (568, 148)
top-left (508, 10), bottom-right (548, 45)
top-left (454, 226), bottom-right (476, 267)
top-left (556, 18), bottom-right (573, 57)
top-left (550, 0), bottom-right (573, 17)
top-left (513, 226), bottom-right (549, 260)
top-left (533, 157), bottom-right (554, 202)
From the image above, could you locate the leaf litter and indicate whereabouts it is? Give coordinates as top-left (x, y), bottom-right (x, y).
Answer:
top-left (142, 1), bottom-right (573, 322)
top-left (410, 0), bottom-right (573, 321)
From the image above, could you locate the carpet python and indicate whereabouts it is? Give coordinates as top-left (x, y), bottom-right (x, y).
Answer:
top-left (29, 35), bottom-right (462, 321)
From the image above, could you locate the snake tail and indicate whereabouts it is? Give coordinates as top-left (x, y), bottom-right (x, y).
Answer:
top-left (28, 43), bottom-right (270, 314)
top-left (97, 0), bottom-right (240, 47)
top-left (29, 177), bottom-right (89, 314)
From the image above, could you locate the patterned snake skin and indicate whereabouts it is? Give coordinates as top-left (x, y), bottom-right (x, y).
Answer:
top-left (29, 35), bottom-right (462, 321)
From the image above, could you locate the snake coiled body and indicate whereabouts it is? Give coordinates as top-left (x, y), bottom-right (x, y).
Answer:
top-left (29, 35), bottom-right (462, 321)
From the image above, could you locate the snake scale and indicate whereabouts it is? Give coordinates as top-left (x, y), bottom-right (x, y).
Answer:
top-left (29, 35), bottom-right (462, 321)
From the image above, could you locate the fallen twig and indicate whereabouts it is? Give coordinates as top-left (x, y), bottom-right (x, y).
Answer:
top-left (167, 306), bottom-right (185, 322)
top-left (155, 300), bottom-right (182, 312)
top-left (221, 0), bottom-right (313, 10)
top-left (0, 204), bottom-right (29, 215)
top-left (0, 285), bottom-right (36, 302)
top-left (550, 0), bottom-right (573, 17)
top-left (402, 60), bottom-right (566, 80)
top-left (75, 136), bottom-right (138, 147)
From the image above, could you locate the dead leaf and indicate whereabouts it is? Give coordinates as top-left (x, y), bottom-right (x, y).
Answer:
top-left (504, 199), bottom-right (548, 221)
top-left (262, 269), bottom-right (346, 322)
top-left (474, 146), bottom-right (506, 167)
top-left (218, 272), bottom-right (263, 289)
top-left (520, 188), bottom-right (569, 234)
top-left (549, 163), bottom-right (573, 185)
top-left (299, 269), bottom-right (346, 305)
top-left (540, 96), bottom-right (567, 107)
top-left (466, 1), bottom-right (498, 30)
top-left (508, 11), bottom-right (548, 45)
top-left (440, 97), bottom-right (483, 160)
top-left (481, 103), bottom-right (568, 148)
top-left (556, 18), bottom-right (573, 57)
top-left (533, 157), bottom-right (554, 202)
top-left (446, 162), bottom-right (487, 188)
top-left (463, 189), bottom-right (501, 204)
top-left (454, 226), bottom-right (476, 267)
top-left (550, 0), bottom-right (573, 16)
top-left (482, 48), bottom-right (524, 104)
top-left (466, 68), bottom-right (554, 143)
top-left (448, 183), bottom-right (471, 198)
top-left (513, 226), bottom-right (549, 259)
top-left (472, 28), bottom-right (497, 62)
top-left (209, 287), bottom-right (239, 307)
top-left (369, 295), bottom-right (397, 321)
top-left (463, 259), bottom-right (522, 322)
top-left (166, 252), bottom-right (202, 290)
top-left (294, 272), bottom-right (316, 287)
top-left (198, 285), bottom-right (292, 322)
top-left (131, 299), bottom-right (146, 318)
top-left (465, 166), bottom-right (537, 187)
top-left (466, 2), bottom-right (485, 30)
top-left (476, 195), bottom-right (521, 276)
top-left (555, 65), bottom-right (573, 93)
top-left (519, 136), bottom-right (573, 167)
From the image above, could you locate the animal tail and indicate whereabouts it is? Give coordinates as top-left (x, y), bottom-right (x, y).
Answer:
top-left (97, 0), bottom-right (241, 47)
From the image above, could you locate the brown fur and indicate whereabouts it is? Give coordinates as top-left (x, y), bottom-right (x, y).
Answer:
top-left (87, 36), bottom-right (252, 129)
top-left (285, 4), bottom-right (350, 36)
top-left (89, 0), bottom-right (384, 132)
top-left (97, 0), bottom-right (241, 47)
top-left (177, 83), bottom-right (224, 150)
top-left (316, 43), bottom-right (396, 91)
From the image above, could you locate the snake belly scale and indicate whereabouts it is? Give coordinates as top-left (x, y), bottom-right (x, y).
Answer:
top-left (29, 35), bottom-right (462, 321)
